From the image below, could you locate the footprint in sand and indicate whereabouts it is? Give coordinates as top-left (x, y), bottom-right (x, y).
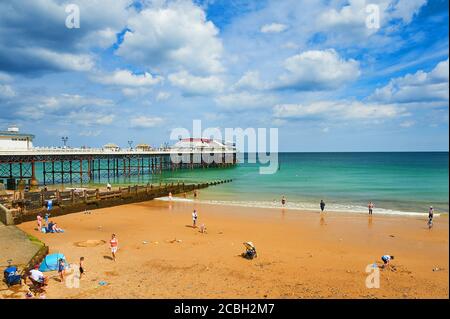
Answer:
top-left (74, 239), bottom-right (106, 247)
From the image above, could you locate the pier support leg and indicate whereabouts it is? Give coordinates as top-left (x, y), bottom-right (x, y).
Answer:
top-left (30, 161), bottom-right (39, 190)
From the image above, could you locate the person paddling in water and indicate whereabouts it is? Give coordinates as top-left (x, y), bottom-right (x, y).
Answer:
top-left (110, 234), bottom-right (118, 261)
top-left (428, 206), bottom-right (434, 229)
top-left (281, 196), bottom-right (286, 207)
top-left (368, 201), bottom-right (374, 215)
top-left (320, 200), bottom-right (325, 212)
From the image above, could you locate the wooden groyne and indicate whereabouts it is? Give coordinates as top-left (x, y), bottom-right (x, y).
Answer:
top-left (0, 179), bottom-right (233, 225)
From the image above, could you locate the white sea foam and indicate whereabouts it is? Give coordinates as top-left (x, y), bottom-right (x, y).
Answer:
top-left (155, 196), bottom-right (443, 217)
top-left (157, 197), bottom-right (441, 217)
top-left (155, 197), bottom-right (194, 202)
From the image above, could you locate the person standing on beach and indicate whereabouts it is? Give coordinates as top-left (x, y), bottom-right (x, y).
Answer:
top-left (37, 214), bottom-right (42, 231)
top-left (194, 189), bottom-right (198, 199)
top-left (368, 201), bottom-right (374, 215)
top-left (79, 257), bottom-right (85, 278)
top-left (281, 196), bottom-right (286, 207)
top-left (44, 212), bottom-right (50, 226)
top-left (320, 200), bottom-right (325, 212)
top-left (168, 192), bottom-right (173, 200)
top-left (192, 209), bottom-right (198, 227)
top-left (428, 206), bottom-right (434, 229)
top-left (110, 234), bottom-right (118, 261)
top-left (58, 258), bottom-right (65, 282)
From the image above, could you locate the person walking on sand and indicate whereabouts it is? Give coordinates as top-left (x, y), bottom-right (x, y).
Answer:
top-left (320, 200), bottom-right (326, 212)
top-left (192, 209), bottom-right (198, 227)
top-left (110, 234), bottom-right (118, 261)
top-left (368, 201), bottom-right (374, 215)
top-left (281, 196), bottom-right (286, 207)
top-left (168, 192), bottom-right (173, 201)
top-left (58, 258), bottom-right (65, 282)
top-left (79, 257), bottom-right (85, 278)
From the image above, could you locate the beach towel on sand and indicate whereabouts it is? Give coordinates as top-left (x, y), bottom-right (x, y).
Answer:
top-left (39, 253), bottom-right (69, 272)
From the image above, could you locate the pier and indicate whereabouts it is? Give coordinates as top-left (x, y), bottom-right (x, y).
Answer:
top-left (0, 147), bottom-right (237, 189)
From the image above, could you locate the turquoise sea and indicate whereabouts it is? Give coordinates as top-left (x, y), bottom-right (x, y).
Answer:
top-left (155, 152), bottom-right (449, 215)
top-left (27, 152), bottom-right (449, 215)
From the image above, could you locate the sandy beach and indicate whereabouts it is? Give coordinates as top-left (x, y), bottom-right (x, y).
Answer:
top-left (12, 199), bottom-right (449, 299)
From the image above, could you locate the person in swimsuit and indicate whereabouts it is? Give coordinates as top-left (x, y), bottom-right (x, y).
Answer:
top-left (192, 210), bottom-right (198, 227)
top-left (320, 200), bottom-right (325, 212)
top-left (79, 257), bottom-right (85, 278)
top-left (110, 234), bottom-right (118, 261)
top-left (58, 259), bottom-right (65, 282)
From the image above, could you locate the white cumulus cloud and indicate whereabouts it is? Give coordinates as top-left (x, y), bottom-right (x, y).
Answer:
top-left (116, 1), bottom-right (223, 74)
top-left (168, 70), bottom-right (224, 95)
top-left (260, 23), bottom-right (288, 33)
top-left (130, 116), bottom-right (164, 128)
top-left (370, 59), bottom-right (449, 104)
top-left (276, 49), bottom-right (361, 90)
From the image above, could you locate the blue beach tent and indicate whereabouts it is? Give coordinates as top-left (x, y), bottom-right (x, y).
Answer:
top-left (39, 253), bottom-right (68, 272)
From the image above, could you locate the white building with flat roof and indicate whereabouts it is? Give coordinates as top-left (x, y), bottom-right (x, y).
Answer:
top-left (0, 126), bottom-right (34, 150)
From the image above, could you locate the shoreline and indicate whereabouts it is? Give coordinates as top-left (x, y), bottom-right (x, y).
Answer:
top-left (156, 196), bottom-right (447, 217)
top-left (10, 199), bottom-right (449, 299)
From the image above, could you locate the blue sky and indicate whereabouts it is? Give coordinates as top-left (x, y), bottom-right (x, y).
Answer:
top-left (0, 0), bottom-right (448, 151)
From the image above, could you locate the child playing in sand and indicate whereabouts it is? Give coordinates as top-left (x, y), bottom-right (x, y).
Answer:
top-left (110, 234), bottom-right (118, 261)
top-left (58, 258), bottom-right (65, 282)
top-left (200, 223), bottom-right (207, 234)
top-left (381, 255), bottom-right (394, 269)
top-left (79, 257), bottom-right (85, 278)
top-left (192, 209), bottom-right (198, 227)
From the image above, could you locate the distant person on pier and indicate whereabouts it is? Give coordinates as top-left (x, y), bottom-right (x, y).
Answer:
top-left (320, 200), bottom-right (326, 212)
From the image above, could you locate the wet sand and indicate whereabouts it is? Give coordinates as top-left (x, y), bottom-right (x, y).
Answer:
top-left (13, 200), bottom-right (449, 299)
